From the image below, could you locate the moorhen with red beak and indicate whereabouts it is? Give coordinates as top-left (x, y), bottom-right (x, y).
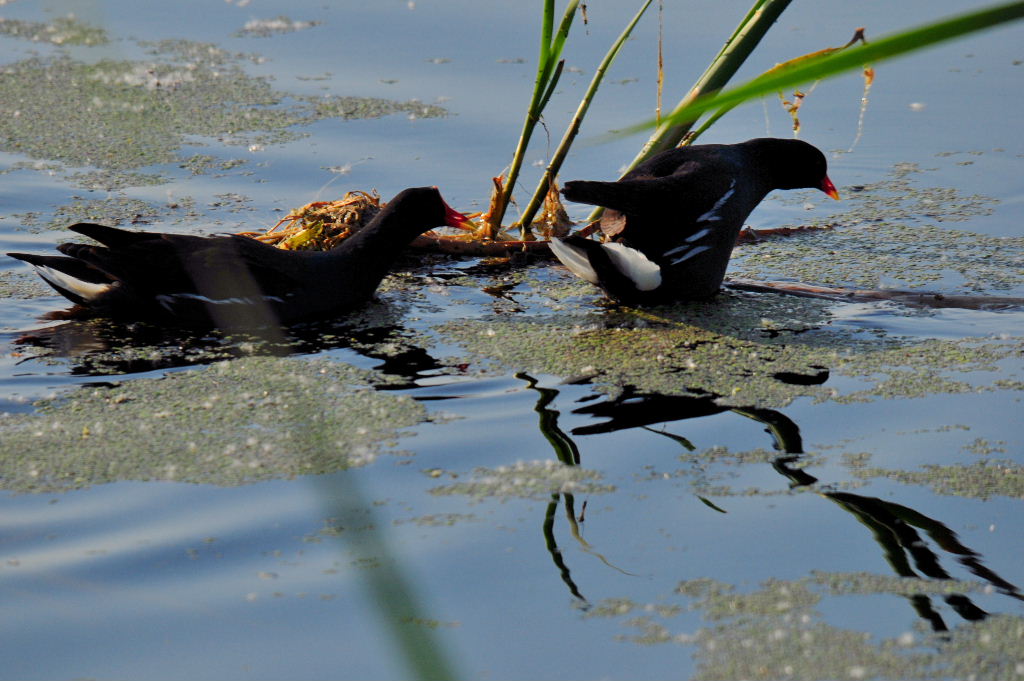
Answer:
top-left (549, 138), bottom-right (840, 304)
top-left (8, 186), bottom-right (472, 326)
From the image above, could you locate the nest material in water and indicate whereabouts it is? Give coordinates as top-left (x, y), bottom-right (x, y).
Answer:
top-left (238, 191), bottom-right (383, 251)
top-left (240, 187), bottom-right (568, 256)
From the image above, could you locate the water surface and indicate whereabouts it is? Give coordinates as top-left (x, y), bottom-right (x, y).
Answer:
top-left (1, 1), bottom-right (1023, 679)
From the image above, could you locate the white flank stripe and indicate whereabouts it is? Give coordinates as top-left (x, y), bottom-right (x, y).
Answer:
top-left (686, 227), bottom-right (712, 243)
top-left (35, 265), bottom-right (111, 300)
top-left (155, 292), bottom-right (285, 311)
top-left (548, 238), bottom-right (599, 285)
top-left (663, 227), bottom-right (713, 259)
top-left (696, 180), bottom-right (736, 222)
top-left (669, 244), bottom-right (711, 265)
top-left (663, 243), bottom-right (690, 258)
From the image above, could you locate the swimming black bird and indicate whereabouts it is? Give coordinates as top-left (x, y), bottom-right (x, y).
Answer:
top-left (8, 186), bottom-right (472, 326)
top-left (549, 138), bottom-right (839, 304)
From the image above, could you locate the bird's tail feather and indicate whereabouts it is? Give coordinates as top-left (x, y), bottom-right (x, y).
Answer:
top-left (547, 237), bottom-right (600, 285)
top-left (561, 180), bottom-right (617, 207)
top-left (549, 236), bottom-right (661, 293)
top-left (7, 252), bottom-right (113, 304)
top-left (602, 243), bottom-right (661, 292)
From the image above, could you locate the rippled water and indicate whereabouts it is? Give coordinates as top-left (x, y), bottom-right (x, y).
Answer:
top-left (1, 1), bottom-right (1023, 679)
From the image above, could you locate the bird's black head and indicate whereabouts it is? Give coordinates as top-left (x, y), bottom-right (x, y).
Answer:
top-left (380, 186), bottom-right (472, 232)
top-left (742, 138), bottom-right (839, 199)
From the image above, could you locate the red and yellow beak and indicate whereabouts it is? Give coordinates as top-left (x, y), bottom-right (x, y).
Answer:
top-left (820, 175), bottom-right (840, 200)
top-left (442, 200), bottom-right (475, 231)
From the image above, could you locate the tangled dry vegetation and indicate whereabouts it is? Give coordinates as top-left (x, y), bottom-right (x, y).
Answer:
top-left (239, 183), bottom-right (577, 257)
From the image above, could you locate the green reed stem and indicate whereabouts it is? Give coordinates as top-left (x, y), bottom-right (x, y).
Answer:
top-left (516, 0), bottom-right (654, 236)
top-left (488, 0), bottom-right (581, 238)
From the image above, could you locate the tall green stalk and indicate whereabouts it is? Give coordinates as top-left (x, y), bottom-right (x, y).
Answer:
top-left (487, 0), bottom-right (581, 238)
top-left (515, 0), bottom-right (654, 235)
top-left (582, 0), bottom-right (792, 223)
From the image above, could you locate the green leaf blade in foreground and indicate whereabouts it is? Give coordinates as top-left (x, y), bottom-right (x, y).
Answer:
top-left (633, 0), bottom-right (794, 162)
top-left (614, 1), bottom-right (1024, 140)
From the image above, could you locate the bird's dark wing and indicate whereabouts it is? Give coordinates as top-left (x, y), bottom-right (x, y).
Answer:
top-left (57, 227), bottom-right (305, 301)
top-left (620, 144), bottom-right (732, 180)
top-left (565, 149), bottom-right (742, 221)
top-left (564, 172), bottom-right (732, 218)
top-left (214, 235), bottom-right (310, 298)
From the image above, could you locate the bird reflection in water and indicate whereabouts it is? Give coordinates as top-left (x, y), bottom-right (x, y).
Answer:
top-left (518, 372), bottom-right (1023, 628)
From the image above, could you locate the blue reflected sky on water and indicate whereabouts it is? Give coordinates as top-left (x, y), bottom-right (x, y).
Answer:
top-left (0, 1), bottom-right (1023, 679)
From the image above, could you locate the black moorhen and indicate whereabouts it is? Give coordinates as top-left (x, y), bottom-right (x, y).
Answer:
top-left (549, 138), bottom-right (839, 304)
top-left (8, 186), bottom-right (472, 326)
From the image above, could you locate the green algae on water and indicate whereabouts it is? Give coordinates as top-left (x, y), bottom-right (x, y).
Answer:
top-left (428, 459), bottom-right (615, 501)
top-left (0, 356), bottom-right (427, 492)
top-left (0, 15), bottom-right (108, 46)
top-left (634, 445), bottom-right (844, 498)
top-left (0, 41), bottom-right (446, 172)
top-left (65, 169), bottom-right (169, 191)
top-left (734, 162), bottom-right (1023, 295)
top-left (855, 459), bottom-right (1024, 501)
top-left (393, 513), bottom-right (481, 527)
top-left (583, 573), bottom-right (1014, 681)
top-left (13, 190), bottom-right (254, 230)
top-left (178, 154), bottom-right (248, 176)
top-left (28, 196), bottom-right (164, 230)
top-left (732, 221), bottom-right (1024, 294)
top-left (0, 52), bottom-right (300, 169)
top-left (234, 16), bottom-right (320, 38)
top-left (437, 287), bottom-right (1024, 409)
top-left (313, 96), bottom-right (446, 121)
top-left (0, 269), bottom-right (50, 299)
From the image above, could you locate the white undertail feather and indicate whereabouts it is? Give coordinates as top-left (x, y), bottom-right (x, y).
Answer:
top-left (548, 238), bottom-right (600, 285)
top-left (34, 265), bottom-right (111, 300)
top-left (549, 239), bottom-right (662, 292)
top-left (603, 243), bottom-right (662, 291)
